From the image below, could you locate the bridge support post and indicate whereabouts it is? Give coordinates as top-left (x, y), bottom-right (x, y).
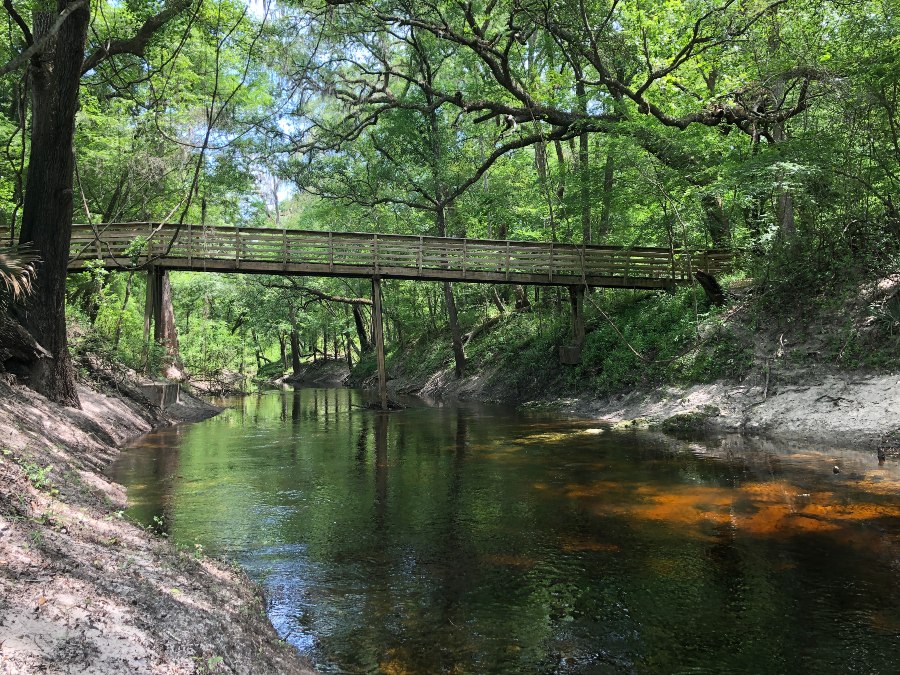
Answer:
top-left (570, 285), bottom-right (585, 346)
top-left (559, 285), bottom-right (585, 365)
top-left (372, 277), bottom-right (388, 411)
top-left (142, 267), bottom-right (164, 373)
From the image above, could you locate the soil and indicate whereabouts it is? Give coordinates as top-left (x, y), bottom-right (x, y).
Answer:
top-left (383, 363), bottom-right (899, 450)
top-left (0, 375), bottom-right (315, 674)
top-left (535, 371), bottom-right (900, 449)
top-left (375, 276), bottom-right (900, 450)
top-left (278, 359), bottom-right (350, 387)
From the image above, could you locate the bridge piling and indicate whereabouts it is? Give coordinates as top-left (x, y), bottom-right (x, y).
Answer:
top-left (559, 286), bottom-right (586, 366)
top-left (372, 277), bottom-right (388, 411)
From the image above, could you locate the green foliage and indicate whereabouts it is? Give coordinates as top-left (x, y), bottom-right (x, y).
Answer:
top-left (660, 406), bottom-right (721, 434)
top-left (22, 462), bottom-right (54, 492)
top-left (577, 289), bottom-right (751, 395)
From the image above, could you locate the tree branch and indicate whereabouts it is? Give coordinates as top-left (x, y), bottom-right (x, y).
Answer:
top-left (259, 280), bottom-right (373, 306)
top-left (81, 0), bottom-right (194, 75)
top-left (0, 0), bottom-right (87, 78)
top-left (3, 0), bottom-right (33, 45)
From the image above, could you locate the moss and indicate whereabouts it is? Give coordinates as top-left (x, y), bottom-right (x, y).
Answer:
top-left (659, 405), bottom-right (721, 434)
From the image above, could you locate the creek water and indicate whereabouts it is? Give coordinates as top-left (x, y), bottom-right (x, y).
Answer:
top-left (110, 388), bottom-right (900, 673)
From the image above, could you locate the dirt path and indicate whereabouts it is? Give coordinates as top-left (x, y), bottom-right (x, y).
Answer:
top-left (0, 378), bottom-right (315, 674)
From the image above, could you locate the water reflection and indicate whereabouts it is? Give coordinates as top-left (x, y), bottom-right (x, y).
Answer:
top-left (110, 389), bottom-right (900, 673)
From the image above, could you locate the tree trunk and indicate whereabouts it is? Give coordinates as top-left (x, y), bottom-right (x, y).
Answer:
top-left (553, 139), bottom-right (566, 203)
top-left (491, 287), bottom-right (505, 313)
top-left (18, 0), bottom-right (90, 407)
top-left (768, 8), bottom-right (796, 240)
top-left (514, 285), bottom-right (532, 311)
top-left (701, 193), bottom-right (731, 248)
top-left (252, 330), bottom-right (263, 371)
top-left (576, 79), bottom-right (591, 244)
top-left (598, 148), bottom-right (614, 243)
top-left (443, 282), bottom-right (466, 378)
top-left (279, 332), bottom-right (287, 371)
top-left (436, 204), bottom-right (465, 377)
top-left (112, 271), bottom-right (135, 350)
top-left (352, 303), bottom-right (371, 352)
top-left (156, 270), bottom-right (181, 376)
top-left (290, 328), bottom-right (301, 376)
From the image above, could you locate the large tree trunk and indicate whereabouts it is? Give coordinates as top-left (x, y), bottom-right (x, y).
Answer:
top-left (443, 281), bottom-right (465, 378)
top-left (156, 270), bottom-right (183, 378)
top-left (18, 0), bottom-right (90, 407)
top-left (352, 303), bottom-right (371, 352)
top-left (576, 79), bottom-right (591, 244)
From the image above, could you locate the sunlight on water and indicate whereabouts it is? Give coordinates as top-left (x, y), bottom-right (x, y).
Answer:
top-left (110, 388), bottom-right (900, 673)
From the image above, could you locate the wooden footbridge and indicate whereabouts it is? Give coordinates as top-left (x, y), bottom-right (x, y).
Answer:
top-left (5, 222), bottom-right (733, 408)
top-left (64, 223), bottom-right (732, 288)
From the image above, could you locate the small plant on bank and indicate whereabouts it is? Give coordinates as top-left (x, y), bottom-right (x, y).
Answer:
top-left (22, 462), bottom-right (55, 492)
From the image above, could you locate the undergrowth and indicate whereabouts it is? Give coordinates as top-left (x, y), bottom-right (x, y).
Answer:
top-left (359, 285), bottom-right (754, 399)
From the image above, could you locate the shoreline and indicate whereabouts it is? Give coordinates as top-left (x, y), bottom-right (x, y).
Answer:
top-left (533, 371), bottom-right (900, 449)
top-left (0, 377), bottom-right (314, 674)
top-left (371, 366), bottom-right (900, 451)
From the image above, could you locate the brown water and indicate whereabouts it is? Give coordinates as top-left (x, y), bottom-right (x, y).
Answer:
top-left (110, 388), bottom-right (900, 673)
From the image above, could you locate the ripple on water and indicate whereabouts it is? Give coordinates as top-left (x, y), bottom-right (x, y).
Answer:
top-left (110, 389), bottom-right (900, 673)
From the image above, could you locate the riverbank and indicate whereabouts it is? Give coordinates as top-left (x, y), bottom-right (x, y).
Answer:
top-left (346, 275), bottom-right (899, 449)
top-left (372, 364), bottom-right (900, 449)
top-left (528, 370), bottom-right (900, 448)
top-left (0, 376), bottom-right (314, 674)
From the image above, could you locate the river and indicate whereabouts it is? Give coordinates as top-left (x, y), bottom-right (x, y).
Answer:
top-left (110, 387), bottom-right (900, 673)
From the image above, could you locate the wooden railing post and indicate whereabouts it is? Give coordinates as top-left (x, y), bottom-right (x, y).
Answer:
top-left (549, 241), bottom-right (554, 282)
top-left (328, 232), bottom-right (334, 272)
top-left (505, 241), bottom-right (510, 280)
top-left (462, 238), bottom-right (467, 279)
top-left (580, 245), bottom-right (586, 284)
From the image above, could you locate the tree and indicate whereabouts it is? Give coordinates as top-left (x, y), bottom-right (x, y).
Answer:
top-left (1, 0), bottom-right (193, 405)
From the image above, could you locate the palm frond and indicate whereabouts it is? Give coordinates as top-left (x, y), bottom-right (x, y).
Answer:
top-left (0, 246), bottom-right (40, 305)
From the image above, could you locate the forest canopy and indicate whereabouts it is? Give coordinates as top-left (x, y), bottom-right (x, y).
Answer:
top-left (0, 0), bottom-right (897, 401)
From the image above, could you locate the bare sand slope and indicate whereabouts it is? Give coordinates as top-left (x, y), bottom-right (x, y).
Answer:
top-left (550, 371), bottom-right (900, 448)
top-left (0, 379), bottom-right (314, 674)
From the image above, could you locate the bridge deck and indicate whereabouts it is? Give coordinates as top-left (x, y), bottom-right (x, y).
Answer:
top-left (14, 223), bottom-right (734, 288)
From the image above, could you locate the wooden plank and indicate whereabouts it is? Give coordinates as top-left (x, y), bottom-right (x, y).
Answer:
top-left (60, 223), bottom-right (733, 289)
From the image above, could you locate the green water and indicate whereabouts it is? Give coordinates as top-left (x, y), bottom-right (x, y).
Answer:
top-left (110, 388), bottom-right (900, 674)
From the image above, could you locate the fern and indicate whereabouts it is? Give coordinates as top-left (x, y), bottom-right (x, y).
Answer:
top-left (0, 246), bottom-right (39, 308)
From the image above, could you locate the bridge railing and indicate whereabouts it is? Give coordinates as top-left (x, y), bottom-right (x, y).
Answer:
top-left (3, 223), bottom-right (734, 283)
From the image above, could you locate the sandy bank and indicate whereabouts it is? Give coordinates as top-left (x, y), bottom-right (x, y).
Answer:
top-left (375, 361), bottom-right (899, 449)
top-left (533, 371), bottom-right (900, 449)
top-left (0, 377), bottom-right (314, 674)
